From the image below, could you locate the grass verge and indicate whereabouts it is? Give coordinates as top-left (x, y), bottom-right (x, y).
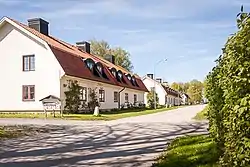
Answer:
top-left (152, 135), bottom-right (220, 167)
top-left (0, 106), bottom-right (180, 121)
top-left (0, 125), bottom-right (50, 139)
top-left (193, 105), bottom-right (208, 120)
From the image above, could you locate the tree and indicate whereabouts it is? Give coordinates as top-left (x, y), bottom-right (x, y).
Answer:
top-left (90, 40), bottom-right (111, 58)
top-left (90, 39), bottom-right (133, 72)
top-left (171, 82), bottom-right (180, 91)
top-left (187, 79), bottom-right (203, 104)
top-left (64, 80), bottom-right (84, 114)
top-left (112, 47), bottom-right (133, 72)
top-left (183, 82), bottom-right (190, 93)
top-left (87, 87), bottom-right (100, 113)
top-left (147, 90), bottom-right (159, 109)
top-left (171, 82), bottom-right (184, 92)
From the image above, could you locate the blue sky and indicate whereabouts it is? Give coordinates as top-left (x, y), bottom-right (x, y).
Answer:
top-left (1, 0), bottom-right (250, 84)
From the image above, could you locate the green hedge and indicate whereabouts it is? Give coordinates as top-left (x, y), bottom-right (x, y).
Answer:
top-left (205, 9), bottom-right (250, 166)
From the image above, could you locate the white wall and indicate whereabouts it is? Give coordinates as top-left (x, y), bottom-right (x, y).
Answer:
top-left (142, 77), bottom-right (166, 106)
top-left (0, 22), bottom-right (64, 111)
top-left (143, 77), bottom-right (182, 106)
top-left (61, 76), bottom-right (145, 110)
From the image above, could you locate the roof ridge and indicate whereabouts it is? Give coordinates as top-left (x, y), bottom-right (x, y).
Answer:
top-left (8, 17), bottom-right (138, 77)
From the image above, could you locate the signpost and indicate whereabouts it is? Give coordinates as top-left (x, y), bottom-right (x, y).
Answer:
top-left (39, 95), bottom-right (62, 118)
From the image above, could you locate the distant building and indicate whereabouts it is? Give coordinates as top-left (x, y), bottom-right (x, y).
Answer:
top-left (180, 93), bottom-right (190, 105)
top-left (142, 74), bottom-right (181, 107)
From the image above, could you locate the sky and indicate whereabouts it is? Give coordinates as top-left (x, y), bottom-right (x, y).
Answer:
top-left (1, 0), bottom-right (250, 84)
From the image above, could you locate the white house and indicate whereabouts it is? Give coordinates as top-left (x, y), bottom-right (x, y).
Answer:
top-left (180, 93), bottom-right (190, 105)
top-left (142, 74), bottom-right (181, 107)
top-left (0, 17), bottom-right (148, 111)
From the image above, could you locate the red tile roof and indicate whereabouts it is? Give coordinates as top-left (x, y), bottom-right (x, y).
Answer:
top-left (162, 85), bottom-right (180, 97)
top-left (9, 17), bottom-right (148, 92)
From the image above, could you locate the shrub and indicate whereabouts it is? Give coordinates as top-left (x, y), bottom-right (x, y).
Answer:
top-left (87, 87), bottom-right (100, 113)
top-left (64, 80), bottom-right (85, 114)
top-left (205, 8), bottom-right (250, 166)
top-left (147, 90), bottom-right (159, 108)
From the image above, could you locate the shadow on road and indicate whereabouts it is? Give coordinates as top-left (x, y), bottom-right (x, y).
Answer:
top-left (0, 121), bottom-right (208, 167)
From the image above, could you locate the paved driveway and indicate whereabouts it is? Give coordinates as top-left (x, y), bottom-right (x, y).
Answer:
top-left (0, 105), bottom-right (208, 167)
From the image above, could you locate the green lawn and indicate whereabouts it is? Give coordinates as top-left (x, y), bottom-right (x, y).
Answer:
top-left (152, 135), bottom-right (220, 167)
top-left (193, 105), bottom-right (208, 120)
top-left (0, 106), bottom-right (179, 121)
top-left (0, 126), bottom-right (30, 139)
top-left (0, 125), bottom-right (52, 139)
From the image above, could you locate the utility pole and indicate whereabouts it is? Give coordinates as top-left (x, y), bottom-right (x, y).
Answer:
top-left (153, 59), bottom-right (167, 109)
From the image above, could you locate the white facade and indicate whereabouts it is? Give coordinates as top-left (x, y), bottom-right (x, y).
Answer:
top-left (0, 20), bottom-right (64, 111)
top-left (0, 18), bottom-right (145, 111)
top-left (142, 76), bottom-right (181, 106)
top-left (181, 94), bottom-right (189, 105)
top-left (61, 76), bottom-right (145, 110)
top-left (143, 77), bottom-right (166, 106)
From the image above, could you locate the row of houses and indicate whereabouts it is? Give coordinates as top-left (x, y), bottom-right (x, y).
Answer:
top-left (0, 17), bottom-right (188, 112)
top-left (142, 74), bottom-right (189, 106)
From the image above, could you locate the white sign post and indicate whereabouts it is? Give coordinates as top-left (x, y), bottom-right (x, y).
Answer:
top-left (40, 95), bottom-right (61, 119)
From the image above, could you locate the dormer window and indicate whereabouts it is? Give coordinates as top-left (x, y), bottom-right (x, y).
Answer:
top-left (132, 76), bottom-right (139, 87)
top-left (96, 63), bottom-right (103, 74)
top-left (85, 58), bottom-right (95, 70)
top-left (110, 67), bottom-right (117, 78)
top-left (118, 71), bottom-right (123, 79)
top-left (132, 77), bottom-right (135, 83)
top-left (112, 70), bottom-right (116, 77)
top-left (126, 74), bottom-right (132, 81)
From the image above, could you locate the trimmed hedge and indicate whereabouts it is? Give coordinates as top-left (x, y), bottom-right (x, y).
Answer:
top-left (205, 9), bottom-right (250, 166)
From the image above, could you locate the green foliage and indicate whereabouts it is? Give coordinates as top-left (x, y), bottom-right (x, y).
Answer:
top-left (170, 81), bottom-right (203, 102)
top-left (153, 135), bottom-right (220, 167)
top-left (87, 87), bottom-right (100, 113)
top-left (187, 79), bottom-right (204, 104)
top-left (64, 80), bottom-right (84, 114)
top-left (170, 82), bottom-right (186, 92)
top-left (205, 9), bottom-right (250, 167)
top-left (147, 90), bottom-right (159, 109)
top-left (89, 39), bottom-right (133, 72)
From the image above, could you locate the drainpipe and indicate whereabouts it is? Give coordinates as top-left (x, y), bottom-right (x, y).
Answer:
top-left (118, 87), bottom-right (126, 109)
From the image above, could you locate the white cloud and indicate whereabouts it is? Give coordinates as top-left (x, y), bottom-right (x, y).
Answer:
top-left (20, 0), bottom-right (224, 20)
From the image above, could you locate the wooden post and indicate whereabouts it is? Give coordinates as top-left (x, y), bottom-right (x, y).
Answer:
top-left (53, 108), bottom-right (55, 118)
top-left (60, 103), bottom-right (63, 118)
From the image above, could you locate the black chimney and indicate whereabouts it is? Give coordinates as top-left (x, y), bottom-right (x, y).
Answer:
top-left (147, 74), bottom-right (154, 79)
top-left (156, 78), bottom-right (162, 83)
top-left (104, 55), bottom-right (115, 64)
top-left (28, 18), bottom-right (49, 36)
top-left (76, 41), bottom-right (90, 54)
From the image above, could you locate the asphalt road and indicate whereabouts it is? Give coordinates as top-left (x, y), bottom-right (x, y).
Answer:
top-left (0, 105), bottom-right (208, 167)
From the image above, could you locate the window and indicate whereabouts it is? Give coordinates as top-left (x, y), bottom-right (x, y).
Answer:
top-left (96, 64), bottom-right (102, 74)
top-left (79, 87), bottom-right (87, 101)
top-left (132, 76), bottom-right (139, 87)
top-left (118, 71), bottom-right (123, 79)
top-left (85, 59), bottom-right (94, 70)
top-left (112, 70), bottom-right (116, 77)
top-left (110, 68), bottom-right (117, 77)
top-left (22, 85), bottom-right (35, 101)
top-left (99, 89), bottom-right (105, 102)
top-left (114, 91), bottom-right (118, 102)
top-left (134, 94), bottom-right (137, 103)
top-left (127, 74), bottom-right (131, 80)
top-left (125, 93), bottom-right (128, 102)
top-left (23, 55), bottom-right (35, 71)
